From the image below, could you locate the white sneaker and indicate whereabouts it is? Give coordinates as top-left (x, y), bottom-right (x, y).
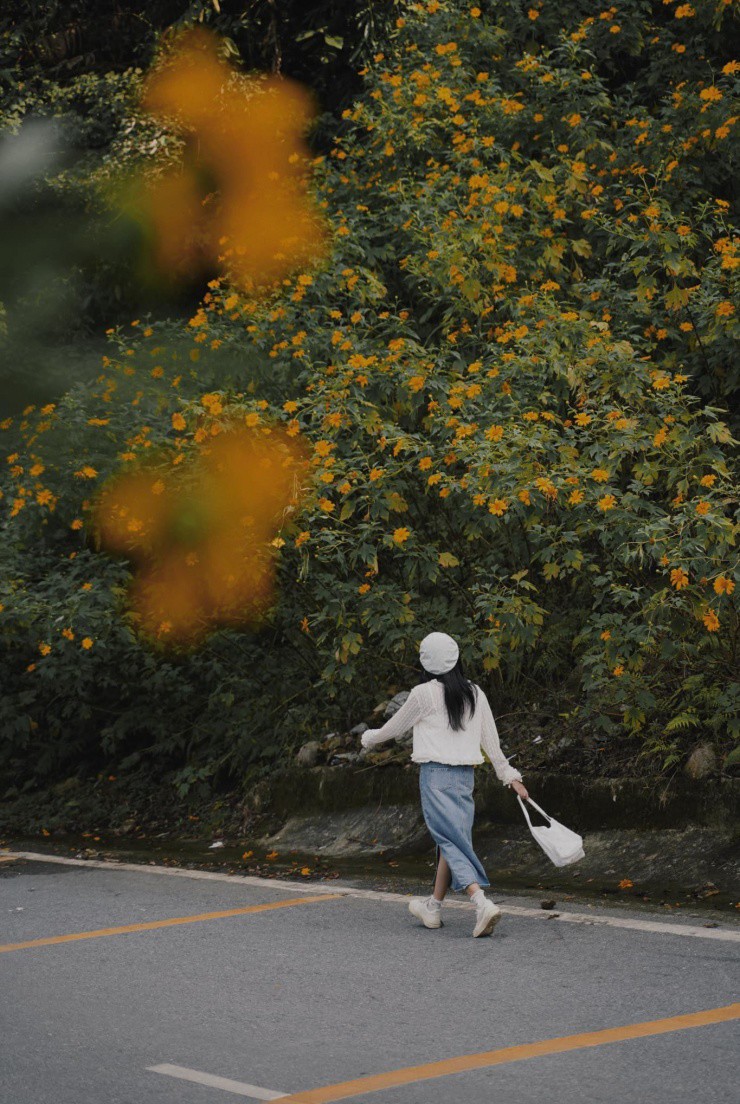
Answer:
top-left (408, 896), bottom-right (443, 929)
top-left (473, 898), bottom-right (502, 937)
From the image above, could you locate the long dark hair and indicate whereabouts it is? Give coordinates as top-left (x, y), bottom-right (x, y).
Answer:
top-left (420, 657), bottom-right (478, 731)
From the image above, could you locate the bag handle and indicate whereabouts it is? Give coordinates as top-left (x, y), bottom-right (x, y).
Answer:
top-left (517, 795), bottom-right (552, 827)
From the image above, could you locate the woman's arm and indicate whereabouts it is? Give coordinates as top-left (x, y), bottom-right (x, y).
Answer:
top-left (360, 686), bottom-right (429, 749)
top-left (479, 691), bottom-right (524, 788)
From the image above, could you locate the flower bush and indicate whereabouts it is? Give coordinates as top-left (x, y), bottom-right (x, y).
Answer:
top-left (1, 0), bottom-right (738, 792)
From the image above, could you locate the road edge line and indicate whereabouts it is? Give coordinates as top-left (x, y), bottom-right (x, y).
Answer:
top-left (4, 849), bottom-right (739, 943)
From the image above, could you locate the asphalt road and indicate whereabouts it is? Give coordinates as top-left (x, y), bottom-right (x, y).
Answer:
top-left (2, 854), bottom-right (739, 1104)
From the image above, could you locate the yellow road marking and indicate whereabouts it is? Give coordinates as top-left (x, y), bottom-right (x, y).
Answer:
top-left (0, 893), bottom-right (342, 954)
top-left (278, 1002), bottom-right (740, 1103)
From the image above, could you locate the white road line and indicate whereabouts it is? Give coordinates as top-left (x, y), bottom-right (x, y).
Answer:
top-left (147, 1063), bottom-right (286, 1099)
top-left (4, 850), bottom-right (740, 943)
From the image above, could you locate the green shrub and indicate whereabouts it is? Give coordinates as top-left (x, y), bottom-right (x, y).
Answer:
top-left (1, 0), bottom-right (738, 790)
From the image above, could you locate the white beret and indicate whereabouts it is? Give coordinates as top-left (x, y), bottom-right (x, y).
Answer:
top-left (419, 631), bottom-right (460, 675)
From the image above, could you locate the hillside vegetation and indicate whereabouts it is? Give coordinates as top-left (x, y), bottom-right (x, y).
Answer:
top-left (1, 0), bottom-right (738, 801)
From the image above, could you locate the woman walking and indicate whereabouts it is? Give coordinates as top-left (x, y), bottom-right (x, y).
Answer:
top-left (360, 631), bottom-right (528, 937)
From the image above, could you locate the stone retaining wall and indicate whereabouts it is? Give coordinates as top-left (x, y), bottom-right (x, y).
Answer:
top-left (259, 765), bottom-right (740, 832)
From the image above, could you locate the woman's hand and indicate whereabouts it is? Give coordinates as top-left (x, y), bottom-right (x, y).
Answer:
top-left (510, 780), bottom-right (529, 801)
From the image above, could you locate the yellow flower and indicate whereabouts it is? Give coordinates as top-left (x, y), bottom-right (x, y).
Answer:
top-left (318, 497), bottom-right (335, 512)
top-left (488, 498), bottom-right (508, 516)
top-left (590, 468), bottom-right (609, 482)
top-left (39, 643), bottom-right (52, 656)
top-left (713, 576), bottom-right (735, 596)
top-left (358, 583), bottom-right (371, 594)
top-left (702, 609), bottom-right (720, 632)
top-left (597, 495), bottom-right (617, 511)
top-left (613, 664), bottom-right (624, 677)
top-left (369, 467), bottom-right (384, 481)
top-left (695, 500), bottom-right (710, 516)
top-left (600, 630), bottom-right (611, 640)
top-left (82, 637), bottom-right (95, 649)
top-left (172, 412), bottom-right (187, 431)
top-left (670, 568), bottom-right (689, 589)
top-left (75, 466), bottom-right (98, 479)
top-left (534, 477), bottom-right (557, 499)
top-left (392, 527), bottom-right (410, 545)
top-left (418, 457), bottom-right (433, 471)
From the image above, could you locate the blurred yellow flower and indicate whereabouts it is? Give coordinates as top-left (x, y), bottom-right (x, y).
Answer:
top-left (127, 28), bottom-right (327, 293)
top-left (92, 425), bottom-right (308, 645)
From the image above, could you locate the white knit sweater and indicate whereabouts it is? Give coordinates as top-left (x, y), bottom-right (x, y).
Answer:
top-left (361, 680), bottom-right (523, 786)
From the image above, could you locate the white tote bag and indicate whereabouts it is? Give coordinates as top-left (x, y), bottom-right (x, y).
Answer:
top-left (517, 796), bottom-right (585, 867)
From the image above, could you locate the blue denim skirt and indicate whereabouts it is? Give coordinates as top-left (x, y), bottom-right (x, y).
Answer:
top-left (419, 761), bottom-right (489, 893)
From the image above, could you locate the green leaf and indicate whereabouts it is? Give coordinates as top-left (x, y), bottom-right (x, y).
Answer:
top-left (571, 239), bottom-right (592, 258)
top-left (664, 285), bottom-right (691, 311)
top-left (438, 552), bottom-right (460, 568)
